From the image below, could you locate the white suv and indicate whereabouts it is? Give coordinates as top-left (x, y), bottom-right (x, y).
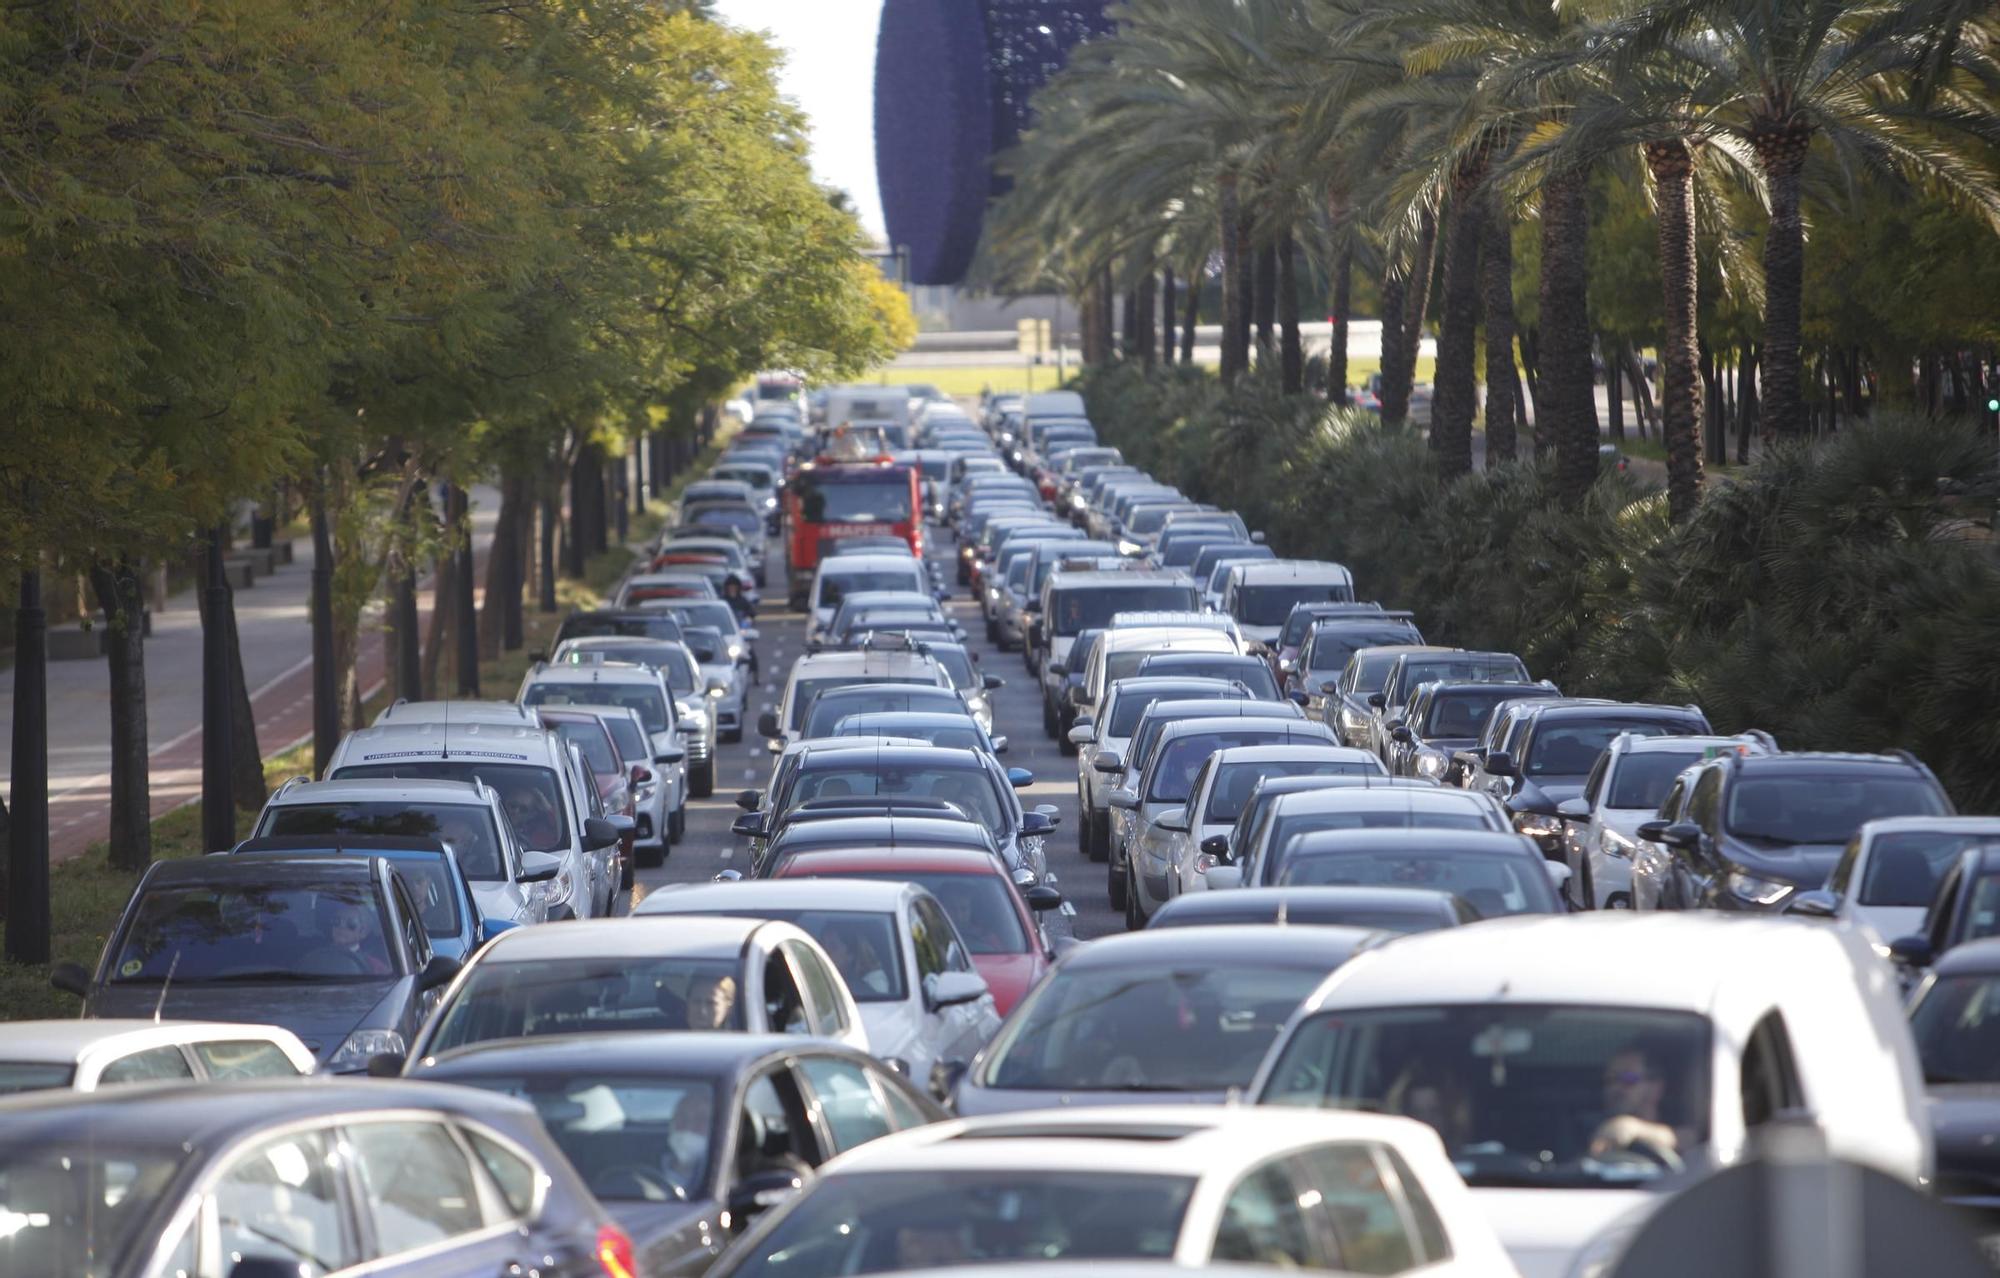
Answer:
top-left (515, 659), bottom-right (690, 860)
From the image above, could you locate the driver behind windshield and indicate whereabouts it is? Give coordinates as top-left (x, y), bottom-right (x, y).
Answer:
top-left (1591, 1045), bottom-right (1694, 1164)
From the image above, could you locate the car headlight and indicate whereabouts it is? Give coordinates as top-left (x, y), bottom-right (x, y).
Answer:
top-left (1194, 852), bottom-right (1220, 875)
top-left (1726, 870), bottom-right (1794, 906)
top-left (325, 1029), bottom-right (406, 1073)
top-left (707, 685), bottom-right (727, 699)
top-left (1116, 539), bottom-right (1142, 556)
top-left (1513, 813), bottom-right (1562, 839)
top-left (1414, 750), bottom-right (1447, 779)
top-left (1600, 828), bottom-right (1639, 860)
top-left (727, 641), bottom-right (744, 662)
top-left (547, 865), bottom-right (575, 908)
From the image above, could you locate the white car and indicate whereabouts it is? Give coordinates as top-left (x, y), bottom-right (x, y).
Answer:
top-left (636, 880), bottom-right (1000, 1099)
top-left (706, 1105), bottom-right (1519, 1277)
top-left (806, 552), bottom-right (932, 645)
top-left (516, 659), bottom-right (690, 851)
top-left (1253, 913), bottom-right (1932, 1278)
top-left (1220, 559), bottom-right (1357, 649)
top-left (1557, 732), bottom-right (1776, 910)
top-left (1803, 814), bottom-right (2000, 941)
top-left (762, 647), bottom-right (954, 754)
top-left (409, 917), bottom-right (869, 1062)
top-left (0, 1021), bottom-right (313, 1093)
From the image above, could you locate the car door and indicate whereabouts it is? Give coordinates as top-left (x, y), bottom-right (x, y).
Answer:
top-left (343, 1117), bottom-right (531, 1276)
top-left (783, 939), bottom-right (864, 1051)
top-left (1680, 768), bottom-right (1727, 907)
top-left (911, 895), bottom-right (998, 1073)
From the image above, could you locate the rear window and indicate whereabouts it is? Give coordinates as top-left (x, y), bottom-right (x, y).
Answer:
top-left (260, 801), bottom-right (505, 882)
top-left (1524, 718), bottom-right (1695, 779)
top-left (1049, 585), bottom-right (1201, 636)
top-left (523, 681), bottom-right (669, 735)
top-left (1309, 625), bottom-right (1425, 671)
top-left (332, 762), bottom-right (570, 854)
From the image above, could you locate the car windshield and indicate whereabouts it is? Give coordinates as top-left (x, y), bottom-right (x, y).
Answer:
top-left (1526, 720), bottom-right (1686, 779)
top-left (1398, 657), bottom-right (1527, 695)
top-left (559, 614), bottom-right (683, 642)
top-left (684, 627), bottom-right (723, 664)
top-left (427, 957), bottom-right (744, 1053)
top-left (687, 506), bottom-right (761, 535)
top-left (1261, 1004), bottom-right (1714, 1189)
top-left (664, 909), bottom-right (905, 1003)
top-left (0, 1143), bottom-right (182, 1274)
top-left (716, 467), bottom-right (772, 489)
top-left (1601, 750), bottom-right (1709, 809)
top-left (466, 1076), bottom-right (718, 1201)
top-left (1310, 626), bottom-right (1426, 672)
top-left (1424, 689), bottom-right (1544, 740)
top-left (983, 964), bottom-right (1323, 1092)
top-left (1857, 831), bottom-right (1981, 906)
top-left (1341, 650), bottom-right (1409, 691)
top-left (1205, 760), bottom-right (1378, 822)
top-left (523, 681), bottom-right (669, 734)
top-left (796, 474), bottom-right (914, 523)
top-left (1261, 811), bottom-right (1496, 882)
top-left (788, 764), bottom-right (1006, 831)
top-left (1235, 582), bottom-right (1353, 626)
top-left (1137, 658), bottom-right (1278, 699)
top-left (722, 1170), bottom-right (1194, 1277)
top-left (111, 882), bottom-right (395, 983)
top-left (658, 602), bottom-right (742, 640)
top-left (1725, 775), bottom-right (1948, 844)
top-left (1149, 732), bottom-right (1310, 804)
top-left (788, 675), bottom-right (939, 730)
top-left (261, 801), bottom-right (505, 882)
top-left (1050, 586), bottom-right (1201, 636)
top-left (561, 641), bottom-right (701, 692)
top-left (819, 570), bottom-right (923, 607)
top-left (600, 717), bottom-right (649, 762)
top-left (837, 873), bottom-right (1029, 954)
top-left (1912, 975), bottom-right (2000, 1083)
top-left (0, 1063), bottom-right (75, 1094)
top-left (835, 717), bottom-right (986, 752)
top-left (1278, 847), bottom-right (1559, 917)
top-left (549, 721), bottom-right (619, 773)
top-left (332, 762), bottom-right (571, 854)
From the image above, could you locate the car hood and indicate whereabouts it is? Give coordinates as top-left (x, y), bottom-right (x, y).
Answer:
top-left (1725, 838), bottom-right (1848, 886)
top-left (470, 881), bottom-right (531, 924)
top-left (1930, 1086), bottom-right (2000, 1183)
top-left (953, 1084), bottom-right (1231, 1117)
top-left (91, 979), bottom-right (406, 1067)
top-left (1474, 1187), bottom-right (1655, 1278)
top-left (972, 952), bottom-right (1045, 1017)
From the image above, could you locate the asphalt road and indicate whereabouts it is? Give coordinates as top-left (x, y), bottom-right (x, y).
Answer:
top-left (631, 526), bottom-right (1120, 943)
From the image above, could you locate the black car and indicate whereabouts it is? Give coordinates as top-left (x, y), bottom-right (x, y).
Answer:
top-left (554, 608), bottom-right (688, 647)
top-left (1273, 829), bottom-right (1565, 918)
top-left (0, 1077), bottom-right (619, 1277)
top-left (54, 854), bottom-right (461, 1073)
top-left (1133, 650), bottom-right (1282, 700)
top-left (1146, 885), bottom-right (1478, 932)
top-left (1384, 680), bottom-right (1561, 782)
top-left (410, 1032), bottom-right (946, 1276)
top-left (1887, 846), bottom-right (2000, 975)
top-left (1471, 699), bottom-right (1712, 856)
top-left (1641, 751), bottom-right (1954, 912)
top-left (759, 814), bottom-right (1003, 878)
top-left (1905, 938), bottom-right (2000, 1241)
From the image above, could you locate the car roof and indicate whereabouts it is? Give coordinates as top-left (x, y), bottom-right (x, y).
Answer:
top-left (794, 744), bottom-right (990, 770)
top-left (0, 1020), bottom-right (307, 1067)
top-left (146, 855), bottom-right (379, 886)
top-left (334, 721), bottom-right (556, 765)
top-left (375, 700), bottom-right (538, 726)
top-left (479, 916), bottom-right (773, 961)
top-left (1235, 560), bottom-right (1353, 583)
top-left (1307, 913), bottom-right (1881, 1013)
top-left (1934, 937), bottom-right (2000, 977)
top-left (1155, 886), bottom-right (1459, 917)
top-left (1286, 829), bottom-right (1537, 856)
top-left (635, 880), bottom-right (921, 916)
top-left (524, 664), bottom-right (663, 687)
top-left (1151, 717), bottom-right (1328, 746)
top-left (1048, 571), bottom-right (1193, 588)
top-left (820, 554), bottom-right (925, 572)
top-left (1205, 743), bottom-right (1379, 767)
top-left (772, 817), bottom-right (992, 847)
top-left (1102, 629), bottom-right (1237, 653)
top-left (1862, 816), bottom-right (2000, 839)
top-left (265, 778), bottom-right (491, 807)
top-left (775, 848), bottom-right (1006, 877)
top-left (413, 1031), bottom-right (842, 1082)
top-left (1139, 700), bottom-right (1301, 724)
top-left (1061, 924), bottom-right (1370, 971)
top-left (1269, 787), bottom-right (1497, 815)
top-left (1733, 751), bottom-right (1930, 775)
top-left (789, 652), bottom-right (944, 679)
top-left (234, 835), bottom-right (452, 860)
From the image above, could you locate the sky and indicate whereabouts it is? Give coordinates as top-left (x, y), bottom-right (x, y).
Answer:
top-left (714, 0), bottom-right (888, 240)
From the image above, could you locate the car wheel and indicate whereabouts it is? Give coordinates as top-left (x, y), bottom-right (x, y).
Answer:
top-left (1125, 873), bottom-right (1145, 930)
top-left (637, 839), bottom-right (666, 869)
top-left (1042, 698), bottom-right (1057, 736)
top-left (691, 758), bottom-right (715, 799)
top-left (984, 617), bottom-right (999, 643)
top-left (670, 806), bottom-right (687, 841)
top-left (1107, 846), bottom-right (1128, 911)
top-left (723, 727), bottom-right (743, 745)
top-left (1090, 811), bottom-right (1111, 863)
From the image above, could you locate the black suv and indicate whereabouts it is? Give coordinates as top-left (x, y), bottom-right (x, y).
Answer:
top-left (1641, 751), bottom-right (1954, 912)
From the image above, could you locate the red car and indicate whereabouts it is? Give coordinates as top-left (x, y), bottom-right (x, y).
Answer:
top-left (772, 847), bottom-right (1057, 1015)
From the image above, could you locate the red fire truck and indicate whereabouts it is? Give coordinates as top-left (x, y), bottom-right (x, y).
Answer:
top-left (782, 450), bottom-right (924, 609)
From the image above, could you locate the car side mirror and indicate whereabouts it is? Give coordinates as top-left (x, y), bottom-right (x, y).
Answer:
top-left (365, 1052), bottom-right (407, 1078)
top-left (1890, 934), bottom-right (1935, 968)
top-left (1025, 885), bottom-right (1064, 911)
top-left (584, 817), bottom-right (621, 850)
top-left (606, 813), bottom-right (638, 833)
top-left (1091, 749), bottom-right (1123, 774)
top-left (1390, 724), bottom-right (1413, 744)
top-left (1556, 798), bottom-right (1591, 820)
top-left (1635, 819), bottom-right (1670, 843)
top-left (1200, 833), bottom-right (1231, 859)
top-left (736, 789), bottom-right (763, 811)
top-left (418, 955), bottom-right (463, 992)
top-left (1786, 890), bottom-right (1840, 920)
top-left (1067, 725), bottom-right (1097, 746)
top-left (1484, 751), bottom-right (1516, 778)
top-left (731, 813), bottom-right (766, 838)
top-left (1047, 662), bottom-right (1067, 676)
top-left (1250, 531), bottom-right (1266, 544)
top-left (50, 962), bottom-right (90, 999)
top-left (1021, 811), bottom-right (1058, 836)
top-left (743, 628), bottom-right (761, 642)
top-left (1288, 690), bottom-right (1309, 706)
top-left (1204, 865), bottom-right (1244, 891)
top-left (1366, 692), bottom-right (1387, 709)
top-left (1106, 788), bottom-right (1139, 810)
top-left (757, 710), bottom-right (780, 738)
top-left (984, 673), bottom-right (1005, 690)
top-left (1006, 767), bottom-right (1034, 788)
top-left (991, 735), bottom-right (1010, 754)
top-left (519, 851), bottom-right (563, 883)
top-left (726, 1168), bottom-right (805, 1226)
top-left (1660, 821), bottom-right (1702, 849)
top-left (713, 869), bottom-right (746, 883)
top-left (925, 970), bottom-right (989, 1011)
top-left (1154, 811), bottom-right (1190, 833)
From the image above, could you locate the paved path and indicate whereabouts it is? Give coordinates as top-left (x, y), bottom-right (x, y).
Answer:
top-left (0, 487), bottom-right (500, 861)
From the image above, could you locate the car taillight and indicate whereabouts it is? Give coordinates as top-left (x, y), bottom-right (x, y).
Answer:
top-left (597, 1224), bottom-right (639, 1278)
top-left (631, 765), bottom-right (653, 784)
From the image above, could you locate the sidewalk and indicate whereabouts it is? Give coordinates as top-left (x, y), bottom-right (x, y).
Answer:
top-left (0, 487), bottom-right (501, 861)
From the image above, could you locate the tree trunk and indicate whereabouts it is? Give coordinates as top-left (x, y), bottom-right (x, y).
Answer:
top-left (1381, 212), bottom-right (1438, 426)
top-left (1480, 197), bottom-right (1517, 461)
top-left (1254, 240), bottom-right (1278, 356)
top-left (1278, 230), bottom-right (1303, 394)
top-left (90, 561), bottom-right (150, 870)
top-left (308, 483), bottom-right (340, 775)
top-left (1119, 288), bottom-right (1138, 358)
top-left (1607, 339), bottom-right (1626, 442)
top-left (1331, 236), bottom-right (1354, 406)
top-left (1095, 264), bottom-right (1116, 363)
top-left (1754, 123), bottom-right (1812, 435)
top-left (451, 485), bottom-right (479, 697)
top-left (421, 540), bottom-right (450, 699)
top-left (503, 481), bottom-right (526, 651)
top-left (1519, 325), bottom-right (1543, 448)
top-left (1136, 273), bottom-right (1158, 368)
top-left (1621, 348), bottom-right (1657, 439)
top-left (538, 490), bottom-right (559, 611)
top-left (7, 569), bottom-right (49, 961)
top-left (612, 453), bottom-right (629, 545)
top-left (1431, 197), bottom-right (1485, 476)
top-left (1218, 172), bottom-right (1249, 384)
top-left (1180, 272), bottom-right (1200, 365)
top-left (1738, 343), bottom-right (1760, 463)
top-left (479, 477), bottom-right (518, 660)
top-left (392, 556), bottom-right (421, 702)
top-left (1378, 266), bottom-right (1409, 424)
top-left (1539, 166), bottom-right (1598, 506)
top-left (564, 453), bottom-right (589, 577)
top-left (1399, 211), bottom-right (1438, 391)
top-left (1160, 268), bottom-right (1177, 366)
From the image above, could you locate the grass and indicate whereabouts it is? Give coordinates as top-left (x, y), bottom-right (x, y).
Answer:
top-left (0, 433), bottom-right (723, 1021)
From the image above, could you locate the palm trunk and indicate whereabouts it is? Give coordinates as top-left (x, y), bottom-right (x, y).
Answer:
top-left (1431, 196), bottom-right (1486, 477)
top-left (1278, 230), bottom-right (1303, 394)
top-left (1607, 338), bottom-right (1625, 441)
top-left (1254, 240), bottom-right (1278, 356)
top-left (1648, 140), bottom-right (1704, 521)
top-left (90, 560), bottom-right (150, 869)
top-left (1481, 194), bottom-right (1518, 462)
top-left (1331, 236), bottom-right (1354, 406)
top-left (1378, 267), bottom-right (1409, 424)
top-left (1095, 264), bottom-right (1116, 363)
top-left (1399, 211), bottom-right (1438, 389)
top-left (1539, 165), bottom-right (1598, 506)
top-left (1739, 343), bottom-right (1760, 463)
top-left (1381, 212), bottom-right (1438, 425)
top-left (1136, 273), bottom-right (1158, 368)
top-left (478, 479), bottom-right (516, 661)
top-left (1160, 267), bottom-right (1177, 365)
top-left (1180, 274), bottom-right (1200, 365)
top-left (1754, 121), bottom-right (1812, 436)
top-left (1121, 289), bottom-right (1139, 358)
top-left (1218, 172), bottom-right (1249, 384)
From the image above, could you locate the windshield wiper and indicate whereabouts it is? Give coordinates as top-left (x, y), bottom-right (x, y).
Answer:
top-left (201, 969), bottom-right (358, 983)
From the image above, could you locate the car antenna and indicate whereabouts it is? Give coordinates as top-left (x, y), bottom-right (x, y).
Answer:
top-left (154, 949), bottom-right (181, 1023)
top-left (441, 696), bottom-right (450, 760)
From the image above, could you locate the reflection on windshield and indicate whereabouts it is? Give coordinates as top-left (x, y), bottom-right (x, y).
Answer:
top-left (839, 872), bottom-right (1028, 954)
top-left (727, 1171), bottom-right (1193, 1278)
top-left (428, 957), bottom-right (742, 1053)
top-left (1606, 751), bottom-right (1705, 809)
top-left (264, 801), bottom-right (503, 882)
top-left (1858, 831), bottom-right (1975, 906)
top-left (1206, 761), bottom-right (1377, 822)
top-left (788, 766), bottom-right (1005, 831)
top-left (1726, 777), bottom-right (1947, 844)
top-left (820, 571), bottom-right (924, 607)
top-left (113, 884), bottom-right (393, 983)
top-left (1278, 849), bottom-right (1558, 917)
top-left (334, 761), bottom-right (571, 854)
top-left (1309, 628), bottom-right (1424, 672)
top-left (1525, 721), bottom-right (1678, 778)
top-left (983, 966), bottom-right (1322, 1091)
top-left (1261, 1005), bottom-right (1712, 1188)
top-left (1913, 975), bottom-right (2000, 1083)
top-left (0, 1146), bottom-right (181, 1274)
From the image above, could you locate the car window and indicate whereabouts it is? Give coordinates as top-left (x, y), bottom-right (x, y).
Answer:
top-left (194, 1040), bottom-right (303, 1081)
top-left (1740, 1012), bottom-right (1806, 1132)
top-left (797, 1056), bottom-right (894, 1152)
top-left (212, 1129), bottom-right (355, 1273)
top-left (1583, 753), bottom-right (1609, 804)
top-left (787, 940), bottom-right (851, 1035)
top-left (1296, 1144), bottom-right (1420, 1273)
top-left (347, 1121), bottom-right (489, 1257)
top-left (735, 1071), bottom-right (821, 1182)
top-left (389, 875), bottom-right (431, 968)
top-left (1213, 1156), bottom-right (1321, 1268)
top-left (877, 1072), bottom-right (933, 1129)
top-left (908, 905), bottom-right (948, 982)
top-left (765, 950), bottom-right (811, 1034)
top-left (1381, 1146), bottom-right (1452, 1263)
top-left (97, 1046), bottom-right (195, 1086)
top-left (1687, 768), bottom-right (1723, 830)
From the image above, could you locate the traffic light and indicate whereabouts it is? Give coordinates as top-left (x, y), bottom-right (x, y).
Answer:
top-left (1986, 396), bottom-right (1998, 413)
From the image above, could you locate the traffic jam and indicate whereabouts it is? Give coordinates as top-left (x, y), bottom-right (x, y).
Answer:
top-left (5, 376), bottom-right (1998, 1278)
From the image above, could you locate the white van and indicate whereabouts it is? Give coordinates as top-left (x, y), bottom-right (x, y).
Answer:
top-left (824, 385), bottom-right (915, 448)
top-left (1222, 560), bottom-right (1357, 648)
top-left (1024, 390), bottom-right (1088, 419)
top-left (1251, 913), bottom-right (1931, 1278)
